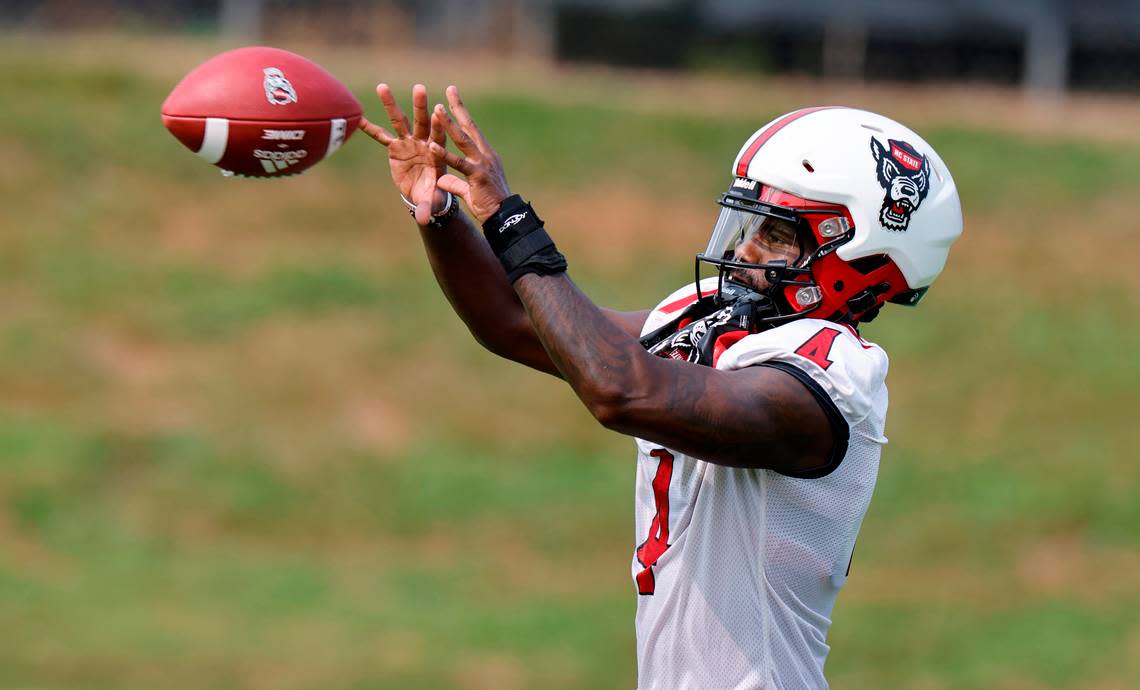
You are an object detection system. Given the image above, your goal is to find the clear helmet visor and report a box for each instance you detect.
[703,205,814,268]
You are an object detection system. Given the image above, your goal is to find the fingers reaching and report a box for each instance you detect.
[434,88,513,221]
[369,81,507,222]
[376,83,411,137]
[370,83,488,152]
[445,85,491,156]
[411,83,430,141]
[429,104,447,150]
[358,116,395,146]
[434,102,481,160]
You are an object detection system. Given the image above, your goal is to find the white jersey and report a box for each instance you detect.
[633,280,890,690]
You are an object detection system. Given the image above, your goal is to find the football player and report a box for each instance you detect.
[361,84,962,690]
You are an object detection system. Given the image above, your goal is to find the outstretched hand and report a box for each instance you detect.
[430,85,513,224]
[359,83,447,226]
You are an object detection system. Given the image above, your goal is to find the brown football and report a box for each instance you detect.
[161,46,361,177]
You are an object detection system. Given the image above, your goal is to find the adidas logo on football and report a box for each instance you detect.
[253,148,308,174]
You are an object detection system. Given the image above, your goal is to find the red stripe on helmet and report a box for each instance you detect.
[735,106,842,178]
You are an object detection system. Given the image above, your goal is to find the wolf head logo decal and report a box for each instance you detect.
[263,67,298,106]
[870,137,931,231]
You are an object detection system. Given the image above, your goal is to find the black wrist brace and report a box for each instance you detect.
[481,195,567,283]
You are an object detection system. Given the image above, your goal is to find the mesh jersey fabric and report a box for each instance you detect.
[632,280,889,690]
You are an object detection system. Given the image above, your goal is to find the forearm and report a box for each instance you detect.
[514,273,655,418]
[418,212,560,375]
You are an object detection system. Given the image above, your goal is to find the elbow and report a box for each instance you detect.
[580,355,660,432]
[582,380,648,433]
[473,330,510,359]
[587,396,627,431]
[469,315,529,360]
[471,319,563,377]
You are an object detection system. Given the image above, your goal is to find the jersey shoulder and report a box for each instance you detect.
[717,318,889,425]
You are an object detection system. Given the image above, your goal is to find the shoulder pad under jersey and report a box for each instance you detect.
[716,319,889,425]
[640,278,721,337]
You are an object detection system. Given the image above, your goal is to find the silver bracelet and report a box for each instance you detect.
[400,191,454,223]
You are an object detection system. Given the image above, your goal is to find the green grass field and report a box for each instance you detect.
[0,33,1138,690]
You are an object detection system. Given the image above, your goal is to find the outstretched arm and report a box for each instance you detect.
[432,86,834,473]
[360,84,646,376]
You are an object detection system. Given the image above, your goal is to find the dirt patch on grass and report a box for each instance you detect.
[945,194,1140,299]
[846,560,1006,608]
[1014,534,1140,605]
[850,534,1140,613]
[80,313,417,458]
[543,178,710,268]
[453,652,527,690]
[83,324,207,432]
[216,316,415,464]
[151,182,414,275]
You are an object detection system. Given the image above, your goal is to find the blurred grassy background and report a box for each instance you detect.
[1,32,1138,690]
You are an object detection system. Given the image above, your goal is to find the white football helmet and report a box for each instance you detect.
[699,106,963,324]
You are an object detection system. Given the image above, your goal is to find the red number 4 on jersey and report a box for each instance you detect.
[794,327,841,370]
